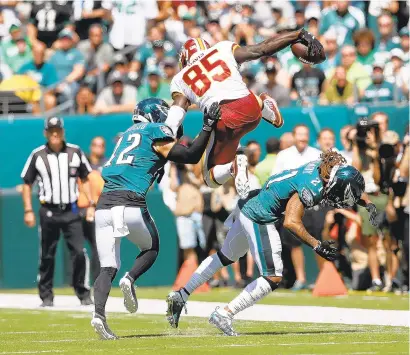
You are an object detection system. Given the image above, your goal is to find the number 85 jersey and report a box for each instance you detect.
[170,41,250,111]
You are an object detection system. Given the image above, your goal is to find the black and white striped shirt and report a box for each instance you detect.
[21,143,92,205]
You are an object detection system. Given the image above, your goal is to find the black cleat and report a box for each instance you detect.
[81,296,94,306]
[40,299,54,307]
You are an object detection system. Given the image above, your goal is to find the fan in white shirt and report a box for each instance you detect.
[272,124,320,174]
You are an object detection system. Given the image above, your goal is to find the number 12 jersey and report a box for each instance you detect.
[170,41,250,112]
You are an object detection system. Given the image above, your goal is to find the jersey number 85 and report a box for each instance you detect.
[182,49,231,97]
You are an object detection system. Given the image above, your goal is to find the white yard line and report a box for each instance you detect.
[0,294,408,327]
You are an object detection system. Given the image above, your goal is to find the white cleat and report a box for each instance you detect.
[91,313,118,340]
[260,92,284,128]
[234,154,250,200]
[119,273,138,313]
[209,307,238,336]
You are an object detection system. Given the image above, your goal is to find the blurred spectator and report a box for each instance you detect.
[202,18,225,46]
[340,124,354,164]
[290,63,326,104]
[322,208,371,290]
[17,41,57,111]
[328,45,371,92]
[324,66,355,105]
[78,24,114,90]
[88,136,107,171]
[246,140,261,180]
[255,137,280,186]
[1,24,32,73]
[163,57,178,84]
[49,29,85,102]
[75,84,95,114]
[351,111,387,292]
[73,0,110,40]
[94,70,136,114]
[318,29,339,75]
[353,29,377,74]
[319,1,363,46]
[399,27,409,63]
[27,0,72,48]
[251,63,290,107]
[361,62,402,102]
[106,0,159,50]
[317,128,336,153]
[279,132,294,151]
[137,66,171,102]
[375,13,401,62]
[305,7,321,38]
[271,5,288,31]
[294,8,305,29]
[385,48,410,97]
[0,4,18,40]
[170,162,205,266]
[130,26,176,80]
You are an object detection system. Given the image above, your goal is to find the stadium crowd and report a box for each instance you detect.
[5,0,408,294]
[0,0,409,113]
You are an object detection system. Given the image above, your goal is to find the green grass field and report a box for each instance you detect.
[0,288,408,355]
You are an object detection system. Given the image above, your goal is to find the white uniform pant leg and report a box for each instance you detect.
[95,209,122,269]
[239,212,283,277]
[220,212,250,261]
[124,207,159,251]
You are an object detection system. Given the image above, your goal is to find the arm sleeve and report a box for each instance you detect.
[164,105,186,137]
[167,129,211,164]
[21,152,38,184]
[79,150,92,180]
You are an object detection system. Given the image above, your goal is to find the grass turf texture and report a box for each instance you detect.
[2,287,408,310]
[0,309,408,355]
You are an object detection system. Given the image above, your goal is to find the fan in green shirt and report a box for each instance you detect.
[255,138,280,185]
[325,66,355,105]
[361,63,403,103]
[353,28,377,74]
[137,66,171,103]
[319,2,362,46]
[0,24,32,73]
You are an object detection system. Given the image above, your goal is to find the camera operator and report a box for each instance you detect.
[350,112,388,292]
[386,130,409,292]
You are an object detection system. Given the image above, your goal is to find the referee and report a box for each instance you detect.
[21,117,94,307]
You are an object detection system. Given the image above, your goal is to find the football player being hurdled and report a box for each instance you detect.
[166,150,383,336]
[165,29,325,199]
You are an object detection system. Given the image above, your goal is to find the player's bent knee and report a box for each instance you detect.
[203,168,221,188]
[263,276,281,291]
[217,250,234,266]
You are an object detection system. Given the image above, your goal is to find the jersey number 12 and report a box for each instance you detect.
[104,133,141,167]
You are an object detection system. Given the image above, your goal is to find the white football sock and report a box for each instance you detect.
[212,162,233,185]
[184,254,223,296]
[227,277,272,316]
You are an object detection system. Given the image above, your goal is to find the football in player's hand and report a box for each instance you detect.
[291,43,326,65]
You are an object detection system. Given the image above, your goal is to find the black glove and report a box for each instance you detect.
[313,240,338,261]
[296,28,324,58]
[202,102,221,132]
[366,203,384,228]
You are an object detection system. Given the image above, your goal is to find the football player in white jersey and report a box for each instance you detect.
[165,29,324,199]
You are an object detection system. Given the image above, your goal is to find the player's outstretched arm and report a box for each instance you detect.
[284,193,337,261]
[154,103,221,164]
[233,29,323,64]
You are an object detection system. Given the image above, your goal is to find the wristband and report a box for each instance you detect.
[90,200,96,208]
[24,210,33,214]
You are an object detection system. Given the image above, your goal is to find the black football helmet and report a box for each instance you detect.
[132,98,183,138]
[323,165,365,208]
